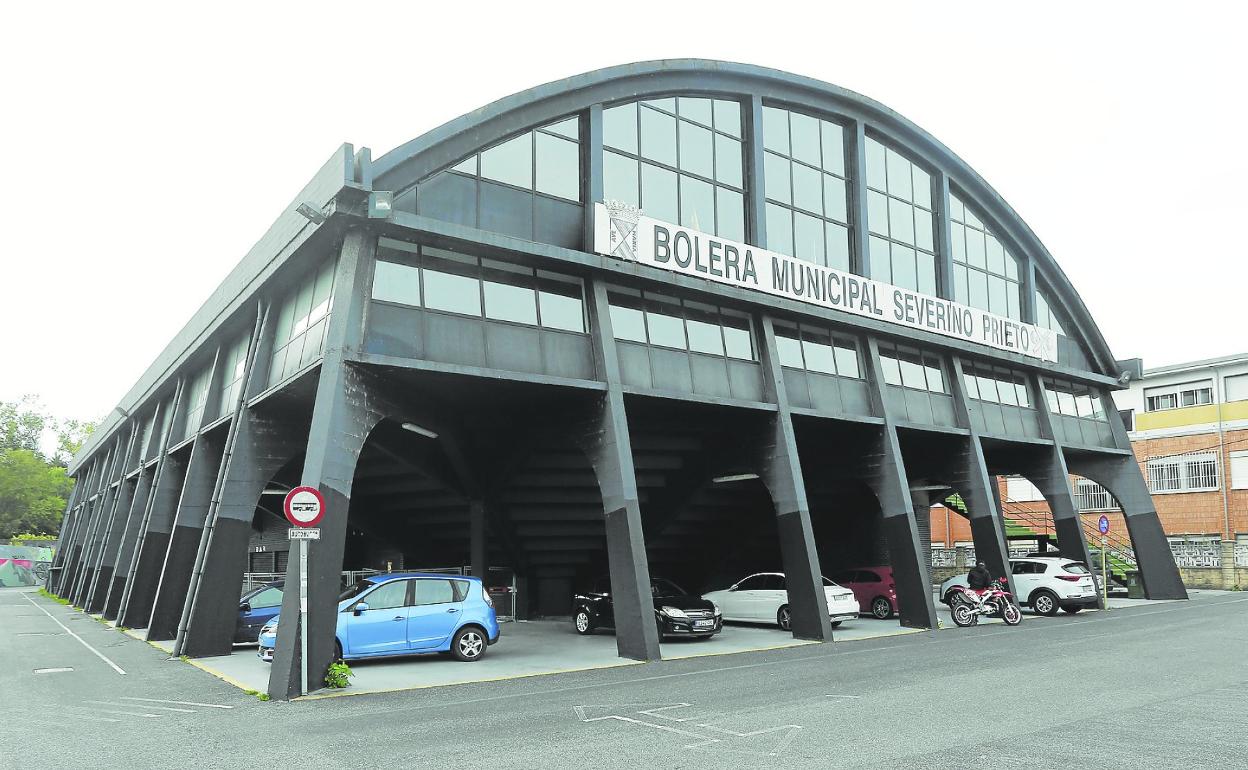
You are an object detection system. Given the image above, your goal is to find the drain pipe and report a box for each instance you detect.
[173,306,265,657]
[1213,363,1230,540]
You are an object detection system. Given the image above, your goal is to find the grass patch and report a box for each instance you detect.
[37,588,70,605]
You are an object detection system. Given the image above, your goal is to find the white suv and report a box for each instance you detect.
[940,557,1098,616]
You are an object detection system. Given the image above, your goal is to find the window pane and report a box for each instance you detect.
[821,121,845,176]
[364,580,408,610]
[678,97,712,127]
[764,152,791,204]
[914,208,934,252]
[963,372,980,400]
[544,117,578,140]
[603,151,639,207]
[965,227,986,268]
[766,203,793,256]
[912,166,931,209]
[535,133,579,201]
[834,342,859,378]
[867,190,888,236]
[538,288,584,333]
[794,212,824,265]
[870,236,891,283]
[413,579,455,606]
[480,134,532,189]
[483,280,537,325]
[865,138,886,190]
[761,106,789,154]
[986,235,1006,275]
[823,175,847,222]
[925,363,945,393]
[641,163,678,223]
[969,269,989,310]
[714,134,743,188]
[802,338,836,374]
[792,162,822,214]
[988,275,1008,315]
[825,222,851,272]
[917,253,937,296]
[423,269,481,316]
[900,356,926,390]
[678,120,714,179]
[603,103,637,153]
[645,310,686,349]
[891,243,917,291]
[776,333,804,368]
[679,175,714,231]
[686,319,725,356]
[716,187,745,242]
[640,106,677,166]
[723,323,753,360]
[886,148,912,201]
[888,197,915,245]
[609,304,647,343]
[790,112,821,167]
[713,99,741,137]
[880,354,903,386]
[372,261,420,306]
[997,376,1018,405]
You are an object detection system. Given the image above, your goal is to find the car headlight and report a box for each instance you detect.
[261,619,278,635]
[711,602,721,616]
[660,606,688,619]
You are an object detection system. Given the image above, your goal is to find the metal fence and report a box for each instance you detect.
[1237,543,1248,568]
[931,548,957,567]
[1169,542,1221,568]
[240,568,381,596]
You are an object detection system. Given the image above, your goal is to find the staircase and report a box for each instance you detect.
[943,493,1135,585]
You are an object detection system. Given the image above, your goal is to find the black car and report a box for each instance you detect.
[235,581,284,643]
[573,577,722,639]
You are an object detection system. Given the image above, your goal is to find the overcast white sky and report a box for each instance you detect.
[2,1,1245,428]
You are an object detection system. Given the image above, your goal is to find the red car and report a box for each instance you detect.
[829,568,897,619]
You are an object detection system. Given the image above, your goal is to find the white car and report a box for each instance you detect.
[703,572,860,630]
[939,557,1099,616]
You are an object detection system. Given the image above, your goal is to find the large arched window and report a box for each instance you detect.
[865,137,936,295]
[949,194,1022,320]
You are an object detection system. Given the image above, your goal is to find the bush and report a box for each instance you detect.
[325,661,354,689]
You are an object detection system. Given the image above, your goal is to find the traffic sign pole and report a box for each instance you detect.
[282,486,325,697]
[1097,515,1110,611]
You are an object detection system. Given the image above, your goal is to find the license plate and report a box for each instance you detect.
[693,619,714,629]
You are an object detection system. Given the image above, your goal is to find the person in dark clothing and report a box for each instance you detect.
[967,561,993,591]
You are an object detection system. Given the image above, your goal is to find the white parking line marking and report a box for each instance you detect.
[90,709,163,718]
[33,667,74,674]
[119,697,234,709]
[86,701,196,713]
[21,594,125,675]
[824,694,861,699]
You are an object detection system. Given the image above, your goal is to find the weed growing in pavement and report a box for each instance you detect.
[179,655,190,663]
[325,661,354,689]
[243,689,271,701]
[37,589,70,605]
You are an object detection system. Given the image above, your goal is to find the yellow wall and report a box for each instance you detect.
[1135,400,1248,431]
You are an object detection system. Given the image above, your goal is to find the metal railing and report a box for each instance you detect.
[240,568,381,596]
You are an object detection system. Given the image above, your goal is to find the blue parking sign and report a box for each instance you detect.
[1098,515,1110,534]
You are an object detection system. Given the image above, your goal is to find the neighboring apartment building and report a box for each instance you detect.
[931,353,1248,570]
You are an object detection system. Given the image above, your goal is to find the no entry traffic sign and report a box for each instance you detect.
[1098,515,1110,535]
[283,486,325,528]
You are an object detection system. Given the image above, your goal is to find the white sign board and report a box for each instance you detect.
[288,528,321,540]
[594,202,1059,362]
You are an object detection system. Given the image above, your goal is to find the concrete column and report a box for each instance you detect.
[86,472,138,613]
[861,338,939,629]
[577,278,660,662]
[47,464,87,592]
[756,314,831,641]
[103,467,153,619]
[1063,452,1187,600]
[268,228,385,699]
[1220,540,1236,590]
[72,441,126,607]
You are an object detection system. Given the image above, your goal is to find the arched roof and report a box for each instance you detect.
[373,59,1118,377]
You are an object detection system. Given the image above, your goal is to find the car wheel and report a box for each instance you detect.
[870,597,893,619]
[574,608,595,635]
[451,627,487,662]
[830,621,842,628]
[1061,606,1083,614]
[777,605,792,631]
[1031,590,1059,616]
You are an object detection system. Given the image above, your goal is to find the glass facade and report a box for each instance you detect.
[949,194,1021,320]
[878,341,947,393]
[607,286,754,360]
[772,321,861,378]
[372,238,586,334]
[1034,288,1065,335]
[269,257,336,387]
[761,106,852,271]
[215,335,249,419]
[603,97,745,241]
[865,137,936,295]
[180,366,211,441]
[1042,378,1106,420]
[962,361,1032,407]
[450,117,581,202]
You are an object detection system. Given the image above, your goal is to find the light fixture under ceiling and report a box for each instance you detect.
[401,422,439,439]
[712,473,760,484]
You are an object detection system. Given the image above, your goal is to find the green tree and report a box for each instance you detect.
[53,418,97,468]
[0,449,73,538]
[0,395,51,455]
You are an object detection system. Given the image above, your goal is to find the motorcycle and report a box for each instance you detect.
[950,579,1022,627]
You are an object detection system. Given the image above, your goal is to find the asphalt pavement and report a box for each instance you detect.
[2,585,1244,770]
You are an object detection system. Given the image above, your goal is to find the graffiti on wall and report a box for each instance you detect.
[0,546,54,587]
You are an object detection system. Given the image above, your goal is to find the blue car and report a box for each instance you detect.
[258,573,499,663]
[236,581,284,643]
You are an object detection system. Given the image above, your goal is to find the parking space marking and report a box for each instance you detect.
[824,694,861,699]
[33,667,74,674]
[119,697,234,709]
[21,594,126,675]
[86,701,197,713]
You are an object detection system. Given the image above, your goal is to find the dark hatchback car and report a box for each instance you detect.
[235,581,283,643]
[573,577,722,639]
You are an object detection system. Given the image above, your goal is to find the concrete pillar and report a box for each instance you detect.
[103,468,152,620]
[578,279,660,662]
[117,434,188,628]
[86,473,137,613]
[1220,540,1236,590]
[756,314,831,641]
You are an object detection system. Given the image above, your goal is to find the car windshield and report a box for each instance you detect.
[651,579,686,597]
[338,579,377,602]
[1062,563,1091,575]
[822,577,837,587]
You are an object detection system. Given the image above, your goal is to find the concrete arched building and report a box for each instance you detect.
[48,61,1185,699]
